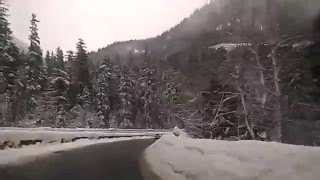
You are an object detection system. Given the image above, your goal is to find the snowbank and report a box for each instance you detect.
[0,137,154,180]
[0,136,152,166]
[0,127,170,148]
[141,135,320,180]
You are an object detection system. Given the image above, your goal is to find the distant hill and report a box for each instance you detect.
[89,0,319,66]
[12,36,28,52]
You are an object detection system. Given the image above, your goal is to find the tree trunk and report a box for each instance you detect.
[270,97,282,141]
[270,50,282,142]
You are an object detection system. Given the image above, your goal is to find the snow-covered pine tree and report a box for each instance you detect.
[66,50,77,82]
[44,50,54,77]
[37,66,70,127]
[55,47,64,70]
[36,84,56,126]
[138,64,165,129]
[24,13,45,113]
[0,0,20,124]
[36,47,69,127]
[162,69,180,104]
[75,39,90,88]
[72,86,97,127]
[56,105,66,128]
[77,86,93,111]
[51,49,69,127]
[161,68,181,127]
[65,50,81,108]
[94,57,119,127]
[118,65,135,128]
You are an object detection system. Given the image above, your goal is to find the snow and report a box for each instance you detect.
[0,127,170,147]
[209,43,251,51]
[0,136,152,166]
[18,82,24,87]
[134,49,139,54]
[216,24,223,31]
[141,135,320,180]
[292,40,313,49]
[172,126,189,137]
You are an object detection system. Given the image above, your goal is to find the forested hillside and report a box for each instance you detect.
[90,0,320,144]
[0,0,179,130]
[0,0,320,145]
[90,0,318,65]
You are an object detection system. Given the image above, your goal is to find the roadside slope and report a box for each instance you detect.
[141,135,320,180]
[0,137,154,180]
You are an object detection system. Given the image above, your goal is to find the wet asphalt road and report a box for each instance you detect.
[0,138,155,180]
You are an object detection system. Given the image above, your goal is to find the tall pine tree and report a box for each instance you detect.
[139,64,166,128]
[0,0,19,124]
[118,66,136,128]
[55,47,64,70]
[44,50,53,77]
[75,39,90,87]
[66,50,76,82]
[94,57,119,127]
[24,13,45,113]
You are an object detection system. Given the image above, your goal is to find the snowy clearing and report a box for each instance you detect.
[141,135,320,180]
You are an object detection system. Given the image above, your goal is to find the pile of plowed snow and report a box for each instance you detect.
[0,127,169,149]
[141,133,320,180]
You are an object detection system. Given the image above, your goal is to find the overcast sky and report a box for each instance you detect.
[8,0,207,52]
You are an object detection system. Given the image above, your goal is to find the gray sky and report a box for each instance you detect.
[8,0,207,52]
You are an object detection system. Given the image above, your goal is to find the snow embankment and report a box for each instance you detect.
[0,137,154,180]
[0,136,152,166]
[141,134,320,180]
[0,127,169,149]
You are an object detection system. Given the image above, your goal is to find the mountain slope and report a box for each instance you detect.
[89,0,319,65]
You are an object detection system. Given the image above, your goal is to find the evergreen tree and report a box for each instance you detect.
[75,39,90,87]
[0,0,19,124]
[139,65,165,128]
[56,106,66,127]
[77,86,93,111]
[94,57,119,127]
[55,47,64,70]
[44,50,53,77]
[37,47,69,127]
[118,66,136,128]
[44,51,50,64]
[36,67,70,127]
[24,13,45,113]
[65,50,79,107]
[66,50,77,82]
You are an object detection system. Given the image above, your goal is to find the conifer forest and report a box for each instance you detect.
[1,0,320,146]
